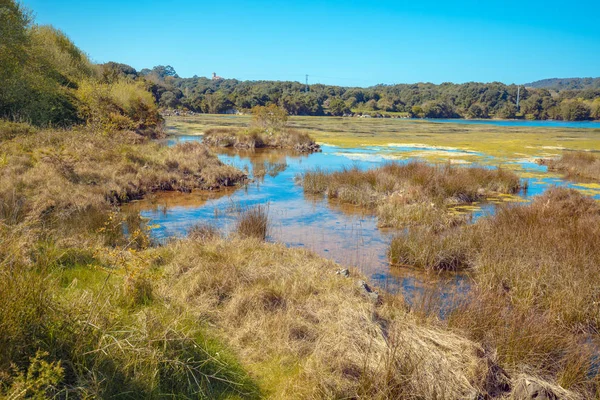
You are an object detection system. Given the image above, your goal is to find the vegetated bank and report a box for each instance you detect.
[302,161,524,230]
[390,187,600,395]
[538,151,600,181]
[202,104,321,153]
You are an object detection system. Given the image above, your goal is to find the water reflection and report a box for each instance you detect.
[128,135,600,306]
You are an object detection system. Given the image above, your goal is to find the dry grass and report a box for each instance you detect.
[393,187,600,329]
[389,226,474,271]
[0,128,246,224]
[540,151,600,181]
[390,187,600,395]
[303,162,523,229]
[0,255,259,398]
[160,236,583,399]
[203,127,320,152]
[235,204,269,240]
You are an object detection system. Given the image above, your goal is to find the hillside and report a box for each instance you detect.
[526,77,600,90]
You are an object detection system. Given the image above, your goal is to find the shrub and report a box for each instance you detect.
[250,104,288,133]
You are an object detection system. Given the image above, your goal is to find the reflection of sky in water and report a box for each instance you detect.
[133,135,599,310]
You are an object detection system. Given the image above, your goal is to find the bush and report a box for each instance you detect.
[250,104,288,133]
[76,79,163,136]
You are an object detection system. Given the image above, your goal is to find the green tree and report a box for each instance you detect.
[328,97,350,116]
[411,105,424,118]
[160,91,179,108]
[466,104,488,119]
[496,103,517,119]
[560,100,591,121]
[591,99,600,120]
[251,104,288,133]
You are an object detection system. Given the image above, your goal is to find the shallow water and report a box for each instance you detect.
[126,135,600,309]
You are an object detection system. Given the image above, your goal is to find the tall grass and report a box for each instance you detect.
[160,235,585,399]
[235,204,269,240]
[541,150,600,180]
[0,129,246,224]
[390,187,600,394]
[0,258,259,398]
[303,161,523,228]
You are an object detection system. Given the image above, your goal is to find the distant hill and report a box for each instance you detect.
[525,77,600,90]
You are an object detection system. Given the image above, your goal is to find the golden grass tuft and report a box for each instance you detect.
[541,150,600,181]
[235,204,269,240]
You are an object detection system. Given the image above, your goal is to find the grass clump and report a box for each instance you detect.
[235,204,269,240]
[540,150,600,181]
[389,226,474,271]
[203,105,320,152]
[204,127,320,153]
[0,120,36,141]
[303,161,523,229]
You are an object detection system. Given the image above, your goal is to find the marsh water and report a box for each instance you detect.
[126,135,600,309]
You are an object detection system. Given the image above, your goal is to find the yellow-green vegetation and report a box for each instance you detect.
[390,188,600,393]
[540,150,600,181]
[167,114,600,161]
[0,225,260,398]
[203,106,320,152]
[302,162,523,229]
[0,1,162,134]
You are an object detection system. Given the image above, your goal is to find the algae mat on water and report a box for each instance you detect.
[167,115,600,162]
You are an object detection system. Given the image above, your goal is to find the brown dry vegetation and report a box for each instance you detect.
[0,125,587,398]
[0,126,254,397]
[303,162,523,229]
[390,188,600,394]
[235,204,269,240]
[203,127,320,153]
[540,151,600,181]
[159,235,587,399]
[0,128,246,224]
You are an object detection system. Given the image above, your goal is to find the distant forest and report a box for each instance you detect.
[526,77,600,91]
[134,65,600,121]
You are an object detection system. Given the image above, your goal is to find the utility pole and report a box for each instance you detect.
[305,75,309,92]
[516,86,521,112]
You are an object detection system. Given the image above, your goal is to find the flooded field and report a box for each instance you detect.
[126,116,600,307]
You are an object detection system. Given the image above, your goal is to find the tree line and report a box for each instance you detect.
[142,66,600,121]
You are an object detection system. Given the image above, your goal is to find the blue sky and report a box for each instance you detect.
[24,0,600,87]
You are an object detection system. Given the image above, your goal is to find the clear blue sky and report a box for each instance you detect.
[24,0,600,87]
